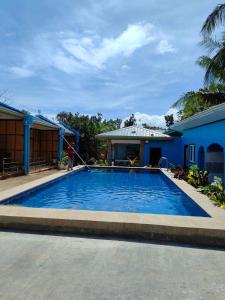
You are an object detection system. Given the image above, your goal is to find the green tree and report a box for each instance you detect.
[171,84,225,119]
[164,114,174,127]
[172,4,225,120]
[197,4,225,84]
[124,114,136,127]
[21,109,30,115]
[201,4,225,37]
[197,39,225,84]
[142,123,164,130]
[57,112,119,161]
[142,123,151,129]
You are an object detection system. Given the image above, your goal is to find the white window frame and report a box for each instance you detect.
[189,144,196,163]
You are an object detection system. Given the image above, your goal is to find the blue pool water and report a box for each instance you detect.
[3,169,209,217]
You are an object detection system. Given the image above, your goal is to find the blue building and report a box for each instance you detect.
[171,102,225,183]
[0,102,78,177]
[96,103,225,184]
[96,126,183,167]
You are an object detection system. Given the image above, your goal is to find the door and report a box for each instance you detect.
[184,145,188,167]
[198,146,205,170]
[149,148,161,166]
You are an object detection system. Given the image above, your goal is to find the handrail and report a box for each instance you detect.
[158,157,169,170]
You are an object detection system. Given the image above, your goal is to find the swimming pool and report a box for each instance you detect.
[2,168,209,217]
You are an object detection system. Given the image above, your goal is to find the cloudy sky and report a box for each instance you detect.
[0,0,219,126]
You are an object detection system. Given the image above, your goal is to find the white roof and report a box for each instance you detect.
[171,102,225,132]
[57,122,74,135]
[96,125,171,140]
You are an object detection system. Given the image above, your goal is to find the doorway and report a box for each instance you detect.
[149,148,161,166]
[198,146,205,170]
[206,143,224,182]
[184,145,188,167]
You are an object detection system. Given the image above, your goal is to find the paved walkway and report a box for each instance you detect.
[0,231,224,300]
[0,170,58,192]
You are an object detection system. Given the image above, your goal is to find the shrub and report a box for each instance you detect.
[96,160,110,166]
[187,165,208,187]
[198,176,225,208]
[61,151,68,165]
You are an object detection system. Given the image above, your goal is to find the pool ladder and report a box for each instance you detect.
[158,157,169,170]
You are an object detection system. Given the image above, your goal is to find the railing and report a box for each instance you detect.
[1,157,23,177]
[158,157,169,170]
[30,158,58,173]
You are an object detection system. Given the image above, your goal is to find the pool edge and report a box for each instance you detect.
[0,166,225,246]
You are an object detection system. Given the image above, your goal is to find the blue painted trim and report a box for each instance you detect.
[0,101,27,116]
[35,114,59,127]
[59,121,80,153]
[24,115,33,174]
[59,121,80,136]
[58,128,63,161]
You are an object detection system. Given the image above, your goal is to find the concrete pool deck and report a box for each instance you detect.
[0,166,225,246]
[0,169,58,193]
[1,231,225,300]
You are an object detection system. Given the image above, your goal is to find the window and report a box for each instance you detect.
[189,145,196,163]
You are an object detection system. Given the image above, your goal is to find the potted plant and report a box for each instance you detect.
[58,152,68,170]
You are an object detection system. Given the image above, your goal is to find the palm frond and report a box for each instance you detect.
[197,40,225,85]
[201,4,225,36]
[205,43,225,84]
[197,55,212,68]
[208,82,225,92]
[171,91,196,109]
[196,56,217,84]
[199,37,221,53]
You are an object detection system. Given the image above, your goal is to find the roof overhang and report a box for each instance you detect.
[171,102,225,132]
[96,135,171,141]
[58,121,77,136]
[0,103,26,120]
[32,116,59,130]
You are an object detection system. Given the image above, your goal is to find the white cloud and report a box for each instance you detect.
[121,64,130,70]
[10,66,35,78]
[62,23,157,69]
[156,40,177,54]
[11,23,177,75]
[122,108,178,128]
[51,50,87,74]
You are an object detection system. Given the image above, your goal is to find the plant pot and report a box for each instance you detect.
[58,162,67,170]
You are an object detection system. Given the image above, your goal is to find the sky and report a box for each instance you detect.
[0,0,220,127]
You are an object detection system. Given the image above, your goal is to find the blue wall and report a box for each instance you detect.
[182,119,225,182]
[117,144,127,160]
[143,137,183,166]
[182,119,225,149]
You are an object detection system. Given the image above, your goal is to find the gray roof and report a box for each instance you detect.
[171,102,225,132]
[96,126,171,140]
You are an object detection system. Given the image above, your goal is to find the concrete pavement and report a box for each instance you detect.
[0,231,225,300]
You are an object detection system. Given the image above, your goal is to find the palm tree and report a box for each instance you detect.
[171,4,225,119]
[197,41,225,84]
[201,4,225,37]
[198,4,225,84]
[171,84,225,119]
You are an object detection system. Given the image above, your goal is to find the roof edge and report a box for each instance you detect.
[171,102,225,132]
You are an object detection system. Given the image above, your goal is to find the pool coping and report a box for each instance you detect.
[0,166,225,246]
